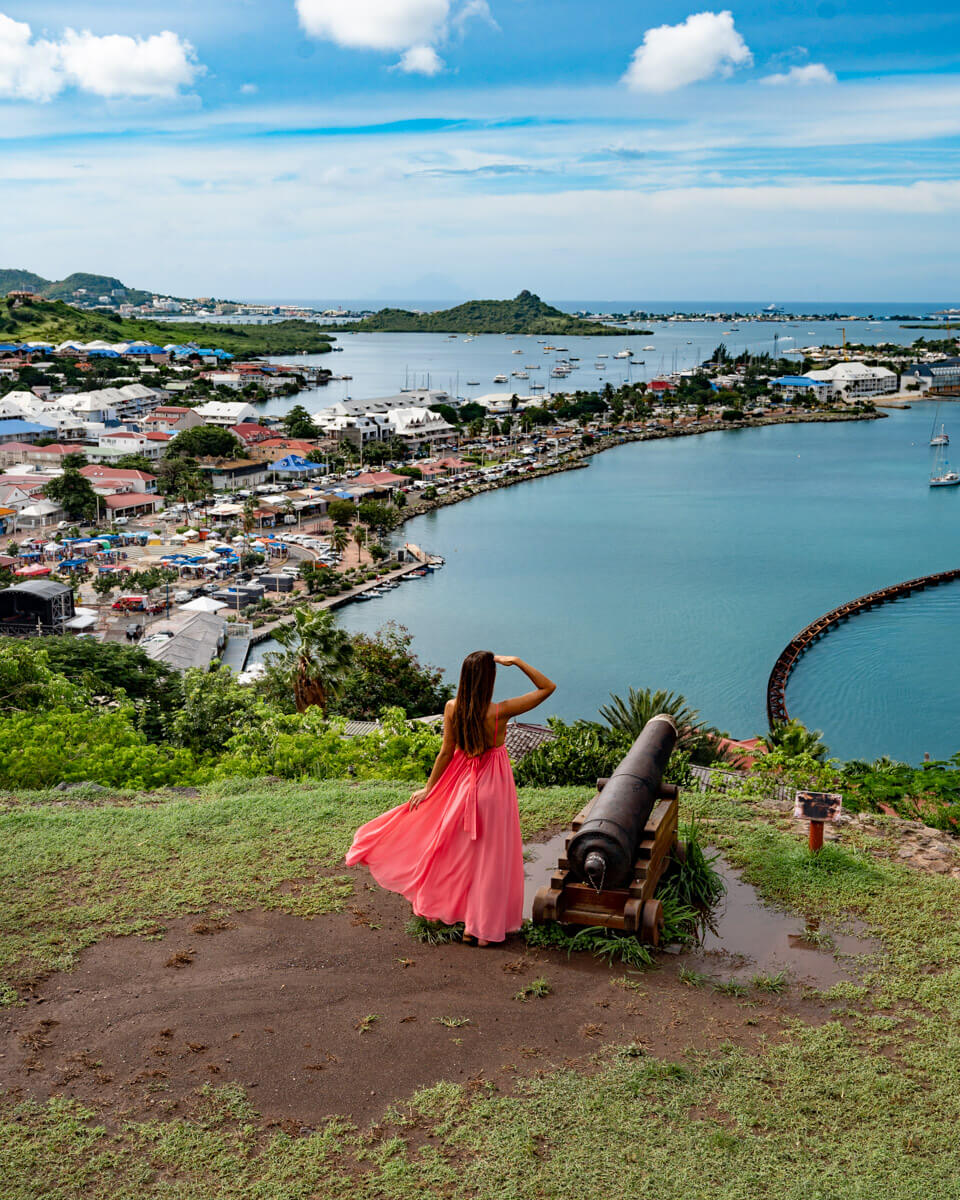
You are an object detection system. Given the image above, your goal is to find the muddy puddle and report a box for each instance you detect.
[523,833,879,990]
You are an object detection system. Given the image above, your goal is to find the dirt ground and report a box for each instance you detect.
[0,863,832,1130]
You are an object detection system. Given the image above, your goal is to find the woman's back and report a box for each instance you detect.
[448,699,506,756]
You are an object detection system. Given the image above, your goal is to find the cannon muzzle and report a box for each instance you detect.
[566,714,678,890]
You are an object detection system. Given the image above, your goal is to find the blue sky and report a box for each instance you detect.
[3,0,960,301]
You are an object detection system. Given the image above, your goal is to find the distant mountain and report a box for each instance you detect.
[335,291,641,336]
[0,268,154,307]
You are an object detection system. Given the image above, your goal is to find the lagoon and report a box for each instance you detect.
[312,402,960,764]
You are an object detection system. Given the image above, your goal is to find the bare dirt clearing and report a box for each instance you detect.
[0,866,831,1129]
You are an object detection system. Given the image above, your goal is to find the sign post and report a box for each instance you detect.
[793,790,843,853]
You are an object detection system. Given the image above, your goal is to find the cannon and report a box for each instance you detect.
[532,714,681,944]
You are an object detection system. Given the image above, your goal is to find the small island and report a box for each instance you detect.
[0,298,335,358]
[328,290,653,336]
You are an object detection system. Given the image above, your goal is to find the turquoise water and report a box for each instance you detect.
[261,318,922,413]
[314,403,960,763]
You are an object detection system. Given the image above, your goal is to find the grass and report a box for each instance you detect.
[522,921,656,969]
[751,970,788,994]
[6,778,960,1197]
[514,977,552,1002]
[677,966,710,988]
[0,779,583,997]
[433,1016,471,1028]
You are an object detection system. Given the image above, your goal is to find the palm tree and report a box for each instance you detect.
[330,525,349,558]
[269,607,354,713]
[600,691,705,744]
[761,720,830,762]
[352,524,367,562]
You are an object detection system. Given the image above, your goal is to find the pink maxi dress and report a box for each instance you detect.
[346,706,524,943]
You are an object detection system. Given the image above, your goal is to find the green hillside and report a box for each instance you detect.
[0,268,154,307]
[0,298,334,358]
[331,290,646,336]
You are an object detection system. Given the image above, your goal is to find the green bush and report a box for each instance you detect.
[0,706,206,789]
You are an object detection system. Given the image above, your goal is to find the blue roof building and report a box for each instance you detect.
[0,419,57,444]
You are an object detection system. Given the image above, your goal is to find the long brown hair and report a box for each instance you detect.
[452,650,496,757]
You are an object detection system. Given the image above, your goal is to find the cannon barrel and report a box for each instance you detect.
[566,714,678,890]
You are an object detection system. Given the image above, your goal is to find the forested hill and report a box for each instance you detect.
[0,269,155,307]
[0,299,334,358]
[332,291,644,336]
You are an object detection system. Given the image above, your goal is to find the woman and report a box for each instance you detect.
[346,652,556,946]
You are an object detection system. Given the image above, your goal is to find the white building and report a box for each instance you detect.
[193,400,257,426]
[384,407,455,449]
[804,362,899,399]
[90,431,173,463]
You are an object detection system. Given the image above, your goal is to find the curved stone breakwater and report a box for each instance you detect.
[766,568,960,727]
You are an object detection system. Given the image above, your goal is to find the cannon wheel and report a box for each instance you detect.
[640,899,664,946]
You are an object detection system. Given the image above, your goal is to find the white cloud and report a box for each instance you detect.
[240,82,259,95]
[0,14,63,101]
[0,12,199,101]
[58,29,199,98]
[761,63,837,86]
[453,0,498,34]
[295,0,450,51]
[394,45,445,75]
[623,10,752,94]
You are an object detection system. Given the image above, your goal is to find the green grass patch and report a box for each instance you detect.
[0,779,583,997]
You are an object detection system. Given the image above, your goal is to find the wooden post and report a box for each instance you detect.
[809,820,824,853]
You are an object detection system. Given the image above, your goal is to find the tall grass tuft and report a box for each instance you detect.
[406,916,465,945]
[662,815,726,910]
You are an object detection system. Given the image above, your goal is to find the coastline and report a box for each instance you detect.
[397,410,884,524]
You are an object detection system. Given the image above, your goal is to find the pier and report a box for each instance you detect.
[766,568,960,726]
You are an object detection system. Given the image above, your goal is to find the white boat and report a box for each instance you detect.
[614,349,632,359]
[931,425,949,447]
[525,364,540,369]
[512,349,523,354]
[493,374,508,383]
[466,380,480,386]
[642,345,655,351]
[930,444,960,486]
[512,371,529,379]
[597,353,608,358]
[530,382,545,390]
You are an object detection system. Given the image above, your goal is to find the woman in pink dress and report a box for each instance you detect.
[346,652,556,945]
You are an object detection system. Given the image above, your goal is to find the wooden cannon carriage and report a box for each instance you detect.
[531,714,682,946]
[531,779,680,945]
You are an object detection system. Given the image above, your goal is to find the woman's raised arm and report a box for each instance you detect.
[494,656,556,719]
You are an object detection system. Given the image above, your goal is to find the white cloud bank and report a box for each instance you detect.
[0,12,199,102]
[761,63,837,86]
[394,45,445,76]
[623,10,752,94]
[295,0,450,51]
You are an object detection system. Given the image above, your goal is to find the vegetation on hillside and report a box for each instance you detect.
[0,268,153,306]
[329,290,651,336]
[0,298,334,357]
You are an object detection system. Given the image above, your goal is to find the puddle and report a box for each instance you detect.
[523,831,569,917]
[522,835,880,990]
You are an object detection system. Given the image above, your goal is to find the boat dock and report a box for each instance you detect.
[766,568,960,726]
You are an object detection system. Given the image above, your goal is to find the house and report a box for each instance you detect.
[142,406,203,434]
[90,431,171,464]
[229,423,274,448]
[102,491,160,518]
[384,407,455,450]
[769,376,834,402]
[193,401,258,426]
[901,358,960,392]
[0,442,87,469]
[198,459,270,490]
[804,362,899,399]
[0,419,57,445]
[81,466,158,495]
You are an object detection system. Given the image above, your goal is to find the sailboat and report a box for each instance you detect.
[931,422,949,447]
[930,444,960,487]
